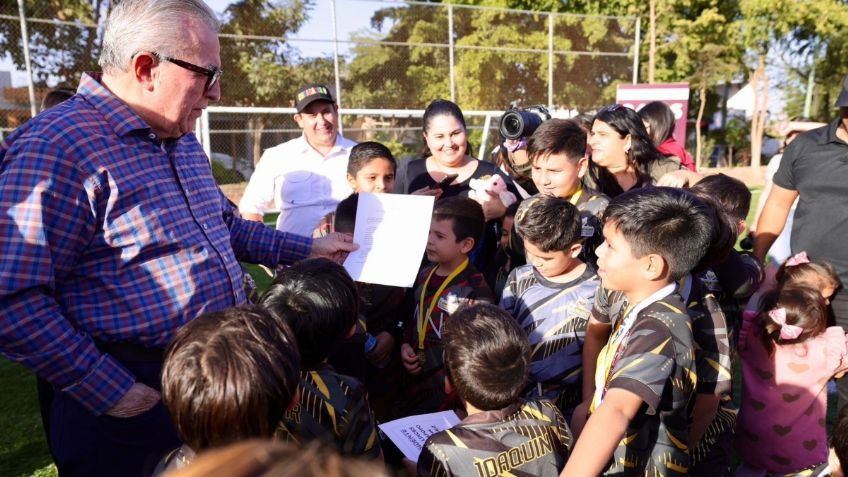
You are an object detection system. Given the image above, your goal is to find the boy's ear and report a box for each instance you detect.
[345,324,357,339]
[346,173,357,190]
[293,113,304,128]
[576,155,589,179]
[459,237,475,255]
[642,254,668,281]
[568,242,583,259]
[444,375,453,395]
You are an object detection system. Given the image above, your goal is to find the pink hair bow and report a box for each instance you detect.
[785,251,810,267]
[768,308,803,340]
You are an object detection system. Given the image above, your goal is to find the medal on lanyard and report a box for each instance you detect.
[417,258,469,366]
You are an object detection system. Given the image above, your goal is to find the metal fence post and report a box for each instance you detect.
[331,0,343,132]
[632,16,641,84]
[17,0,37,117]
[200,110,211,160]
[448,4,456,103]
[478,113,491,160]
[548,12,554,108]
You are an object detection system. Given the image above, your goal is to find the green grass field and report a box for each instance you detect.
[5,192,807,477]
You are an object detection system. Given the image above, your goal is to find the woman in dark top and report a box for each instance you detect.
[396,99,519,269]
[584,104,697,197]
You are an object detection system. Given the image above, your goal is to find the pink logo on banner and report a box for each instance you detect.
[616,83,690,147]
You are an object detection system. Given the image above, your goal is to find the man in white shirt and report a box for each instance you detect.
[240,84,356,236]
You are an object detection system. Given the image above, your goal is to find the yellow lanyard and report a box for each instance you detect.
[568,183,583,205]
[590,301,633,412]
[417,258,469,350]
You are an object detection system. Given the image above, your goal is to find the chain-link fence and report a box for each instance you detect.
[1,0,638,185]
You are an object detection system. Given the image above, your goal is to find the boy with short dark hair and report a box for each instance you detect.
[418,303,573,477]
[828,405,848,477]
[690,173,751,234]
[398,197,494,416]
[563,187,713,476]
[332,193,405,422]
[683,188,747,475]
[510,119,608,268]
[261,258,381,458]
[500,196,599,419]
[157,306,301,473]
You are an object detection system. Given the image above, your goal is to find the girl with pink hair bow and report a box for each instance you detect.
[776,251,841,304]
[736,285,848,476]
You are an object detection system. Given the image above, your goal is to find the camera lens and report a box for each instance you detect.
[499,109,545,140]
[499,111,524,139]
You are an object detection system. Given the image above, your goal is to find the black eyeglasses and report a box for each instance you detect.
[153,52,222,92]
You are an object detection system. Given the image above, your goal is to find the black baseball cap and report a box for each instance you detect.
[836,75,848,108]
[295,83,335,112]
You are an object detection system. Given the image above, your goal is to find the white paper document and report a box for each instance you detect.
[378,410,461,462]
[343,192,434,287]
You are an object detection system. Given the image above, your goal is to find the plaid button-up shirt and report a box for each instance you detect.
[0,73,310,414]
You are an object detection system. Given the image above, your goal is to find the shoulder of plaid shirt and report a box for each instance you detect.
[0,72,319,415]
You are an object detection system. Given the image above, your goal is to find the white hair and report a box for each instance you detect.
[98,0,219,73]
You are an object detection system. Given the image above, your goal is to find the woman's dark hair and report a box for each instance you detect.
[162,306,301,452]
[423,99,467,133]
[638,101,676,146]
[587,105,664,197]
[420,99,468,158]
[260,258,359,367]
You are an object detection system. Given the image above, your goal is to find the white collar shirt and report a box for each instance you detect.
[239,133,356,236]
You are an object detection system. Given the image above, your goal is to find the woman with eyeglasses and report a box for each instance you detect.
[396,99,520,268]
[584,104,700,197]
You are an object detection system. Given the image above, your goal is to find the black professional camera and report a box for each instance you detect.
[498,105,551,140]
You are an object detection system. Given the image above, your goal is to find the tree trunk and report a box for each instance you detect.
[249,116,266,167]
[648,0,656,84]
[750,54,766,168]
[695,85,706,170]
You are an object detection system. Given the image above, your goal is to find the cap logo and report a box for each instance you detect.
[297,86,330,102]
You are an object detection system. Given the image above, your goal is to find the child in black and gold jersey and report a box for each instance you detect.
[261,258,381,459]
[397,198,493,416]
[417,303,572,477]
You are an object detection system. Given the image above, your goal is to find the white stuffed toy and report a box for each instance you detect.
[468,175,517,208]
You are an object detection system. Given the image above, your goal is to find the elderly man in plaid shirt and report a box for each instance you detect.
[0,1,355,476]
